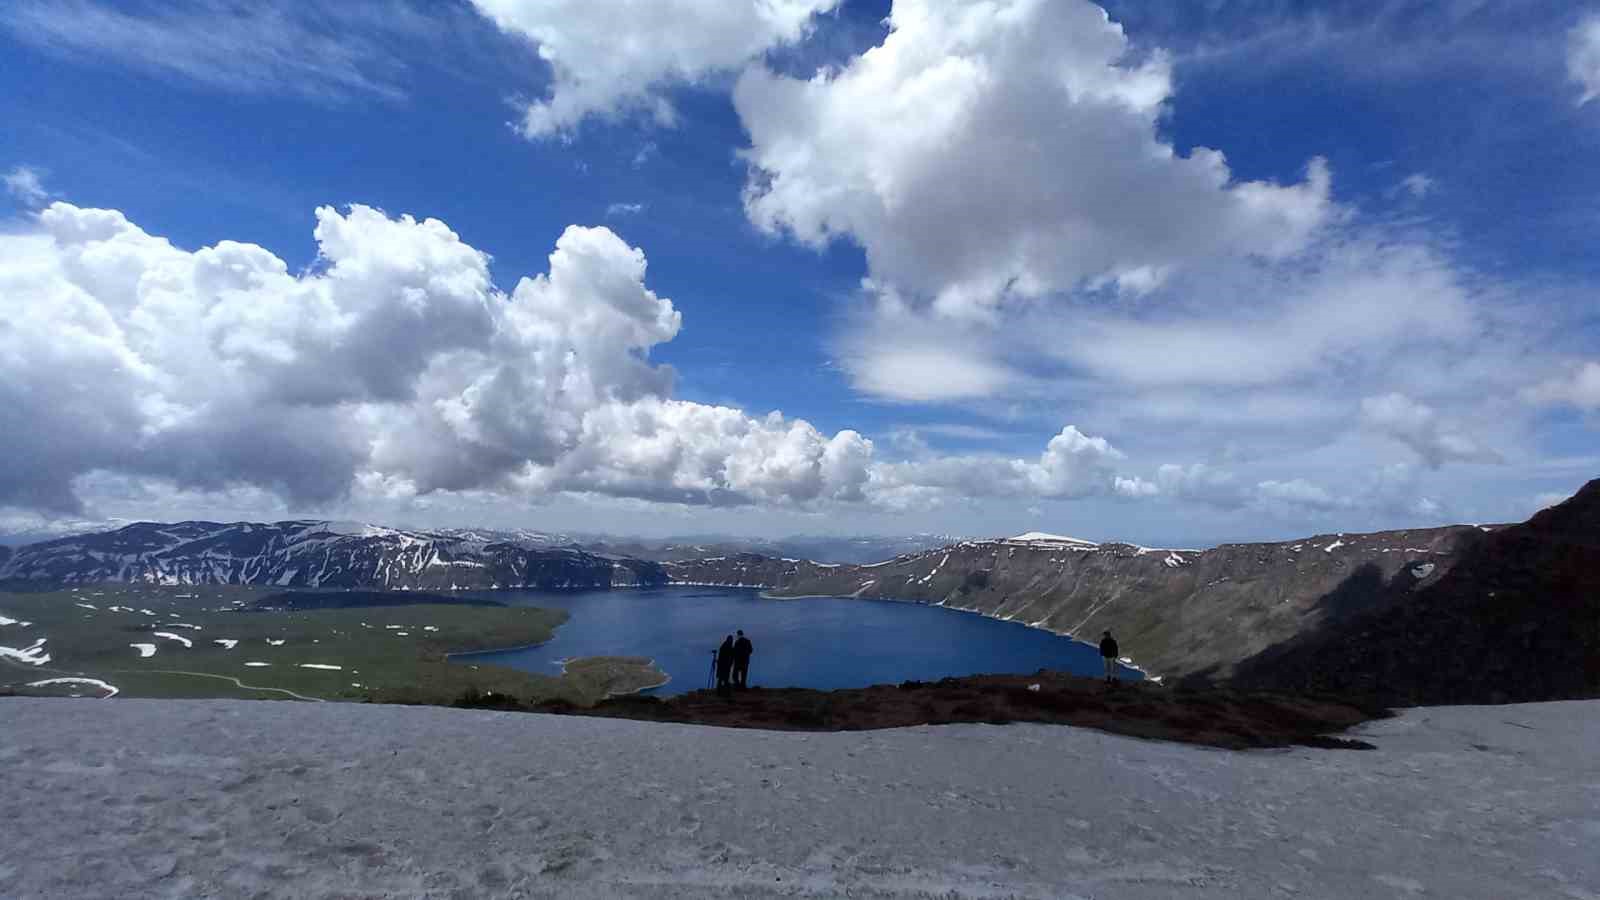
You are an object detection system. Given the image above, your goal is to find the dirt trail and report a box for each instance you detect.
[114,669,326,702]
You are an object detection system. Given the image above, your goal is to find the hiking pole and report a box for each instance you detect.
[707,650,716,690]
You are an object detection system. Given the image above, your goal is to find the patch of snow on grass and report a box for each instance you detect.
[130,643,157,658]
[164,623,202,630]
[1323,540,1346,553]
[28,677,118,698]
[395,632,409,636]
[299,663,342,671]
[0,613,23,626]
[74,602,98,610]
[213,639,238,649]
[152,632,193,648]
[244,662,270,667]
[423,626,438,632]
[0,638,50,666]
[266,639,285,646]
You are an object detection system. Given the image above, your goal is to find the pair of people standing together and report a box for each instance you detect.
[715,630,753,695]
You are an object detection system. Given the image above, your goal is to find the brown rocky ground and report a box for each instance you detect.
[453,670,1387,750]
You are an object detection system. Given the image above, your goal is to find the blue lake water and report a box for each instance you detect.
[452,586,1140,695]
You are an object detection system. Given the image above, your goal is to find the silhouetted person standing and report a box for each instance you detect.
[1099,630,1120,685]
[716,634,736,696]
[732,629,753,689]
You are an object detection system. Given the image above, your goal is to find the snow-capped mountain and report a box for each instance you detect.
[0,520,666,590]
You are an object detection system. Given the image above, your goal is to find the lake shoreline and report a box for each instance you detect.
[761,587,1160,682]
[444,585,1128,697]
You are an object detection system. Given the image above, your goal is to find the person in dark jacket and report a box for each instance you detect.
[732,630,753,689]
[716,634,736,696]
[1099,630,1120,685]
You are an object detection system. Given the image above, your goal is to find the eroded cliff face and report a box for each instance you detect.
[668,526,1493,680]
[0,521,668,591]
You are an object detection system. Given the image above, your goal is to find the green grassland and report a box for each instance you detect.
[560,655,673,698]
[0,583,652,706]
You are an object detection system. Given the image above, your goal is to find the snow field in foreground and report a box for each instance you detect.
[0,699,1595,899]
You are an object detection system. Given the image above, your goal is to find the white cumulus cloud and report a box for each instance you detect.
[471,0,840,137]
[865,426,1139,511]
[0,201,1152,519]
[735,0,1331,320]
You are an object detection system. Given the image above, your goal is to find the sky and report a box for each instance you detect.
[1,0,1598,546]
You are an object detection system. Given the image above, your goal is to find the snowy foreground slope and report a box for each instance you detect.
[2,700,1597,899]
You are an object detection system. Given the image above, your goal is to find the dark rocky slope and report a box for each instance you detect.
[495,671,1385,749]
[0,520,667,590]
[1230,480,1600,704]
[670,525,1493,681]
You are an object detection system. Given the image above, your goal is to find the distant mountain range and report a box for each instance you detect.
[5,483,1596,705]
[0,520,958,566]
[0,521,665,591]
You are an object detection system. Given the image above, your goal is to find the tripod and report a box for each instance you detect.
[707,650,718,690]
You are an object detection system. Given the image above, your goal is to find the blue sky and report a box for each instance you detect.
[2,0,1598,546]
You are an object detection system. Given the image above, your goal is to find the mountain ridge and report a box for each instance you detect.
[1228,479,1600,703]
[662,520,1497,681]
[0,520,666,591]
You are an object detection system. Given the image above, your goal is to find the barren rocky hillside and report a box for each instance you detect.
[666,523,1494,681]
[1232,479,1600,703]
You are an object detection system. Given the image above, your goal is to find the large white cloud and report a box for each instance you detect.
[471,0,840,137]
[1,201,1158,518]
[735,0,1330,319]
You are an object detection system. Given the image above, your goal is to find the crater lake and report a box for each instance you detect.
[451,586,1143,694]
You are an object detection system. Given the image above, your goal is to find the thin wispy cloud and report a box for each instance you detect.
[1401,173,1435,198]
[3,165,50,206]
[1570,14,1600,105]
[0,0,411,102]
